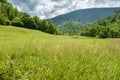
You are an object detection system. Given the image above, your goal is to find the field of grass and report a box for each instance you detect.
[0,25,120,80]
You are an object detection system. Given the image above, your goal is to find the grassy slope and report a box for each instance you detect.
[0,25,120,80]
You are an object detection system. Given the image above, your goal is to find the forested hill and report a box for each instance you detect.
[0,0,60,34]
[49,8,119,25]
[57,21,92,35]
[81,9,120,38]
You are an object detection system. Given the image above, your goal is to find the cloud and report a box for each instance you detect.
[8,0,120,19]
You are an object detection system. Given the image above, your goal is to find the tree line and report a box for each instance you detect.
[80,9,120,38]
[0,0,60,34]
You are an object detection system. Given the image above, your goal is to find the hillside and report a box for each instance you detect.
[49,8,119,25]
[81,9,120,38]
[0,0,60,34]
[0,26,120,80]
[57,20,92,35]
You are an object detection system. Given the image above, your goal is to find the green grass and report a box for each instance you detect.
[0,25,120,80]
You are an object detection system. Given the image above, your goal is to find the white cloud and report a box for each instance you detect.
[8,0,120,19]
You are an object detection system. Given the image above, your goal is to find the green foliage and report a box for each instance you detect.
[58,20,91,35]
[81,9,120,38]
[0,53,27,80]
[0,0,7,3]
[21,14,37,29]
[12,17,23,27]
[0,14,11,25]
[47,21,60,34]
[0,0,60,34]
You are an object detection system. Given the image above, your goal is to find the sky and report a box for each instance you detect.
[8,0,120,19]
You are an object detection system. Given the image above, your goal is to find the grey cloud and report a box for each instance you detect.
[8,0,120,19]
[51,0,63,2]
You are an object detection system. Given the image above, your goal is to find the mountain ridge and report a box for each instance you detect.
[49,7,120,25]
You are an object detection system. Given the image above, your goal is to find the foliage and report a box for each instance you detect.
[81,9,120,38]
[0,54,26,80]
[12,17,23,27]
[57,20,92,35]
[0,0,60,34]
[0,14,11,25]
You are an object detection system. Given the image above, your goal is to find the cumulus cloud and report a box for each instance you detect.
[8,0,120,19]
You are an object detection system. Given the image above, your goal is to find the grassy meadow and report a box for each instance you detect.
[0,25,120,80]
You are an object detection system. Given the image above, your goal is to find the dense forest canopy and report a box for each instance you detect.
[0,0,60,34]
[80,9,120,38]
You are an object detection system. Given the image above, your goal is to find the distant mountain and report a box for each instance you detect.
[49,8,120,25]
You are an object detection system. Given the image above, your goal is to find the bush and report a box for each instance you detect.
[0,16,11,25]
[12,17,23,27]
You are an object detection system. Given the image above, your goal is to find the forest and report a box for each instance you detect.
[56,9,120,38]
[0,0,60,34]
[80,9,120,38]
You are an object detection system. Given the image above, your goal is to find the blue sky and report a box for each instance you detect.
[8,0,120,19]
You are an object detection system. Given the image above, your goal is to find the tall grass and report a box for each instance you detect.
[0,26,120,80]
